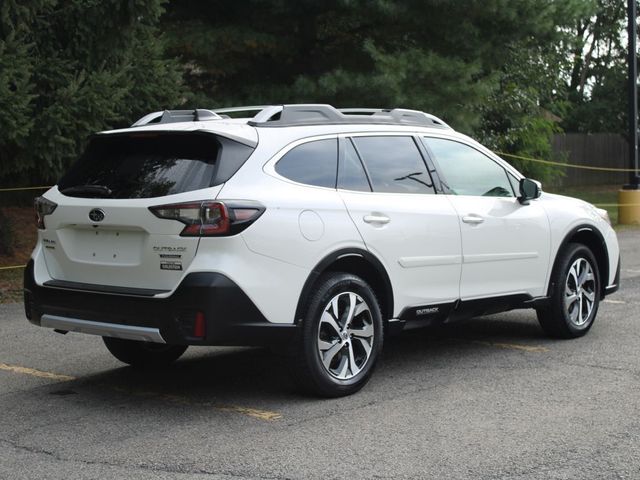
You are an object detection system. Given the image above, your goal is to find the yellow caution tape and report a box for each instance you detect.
[496,151,639,173]
[0,186,52,192]
[594,203,640,207]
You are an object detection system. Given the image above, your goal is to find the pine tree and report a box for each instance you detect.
[161,0,592,181]
[0,0,184,187]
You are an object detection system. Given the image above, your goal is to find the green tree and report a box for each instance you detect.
[0,0,183,187]
[162,0,592,181]
[478,40,570,182]
[561,0,631,134]
[1,0,625,189]
[164,1,577,128]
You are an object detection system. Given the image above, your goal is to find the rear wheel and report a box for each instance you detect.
[103,337,187,368]
[537,243,600,338]
[291,272,383,397]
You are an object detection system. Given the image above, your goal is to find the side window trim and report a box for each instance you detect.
[507,172,520,197]
[343,137,373,191]
[411,134,445,194]
[406,136,436,191]
[420,136,455,194]
[332,137,339,189]
[421,136,515,197]
[408,136,436,191]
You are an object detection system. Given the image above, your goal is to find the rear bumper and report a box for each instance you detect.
[23,261,296,346]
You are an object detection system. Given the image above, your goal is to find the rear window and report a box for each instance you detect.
[274,139,338,188]
[58,132,254,199]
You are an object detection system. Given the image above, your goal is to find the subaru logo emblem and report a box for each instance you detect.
[89,208,105,222]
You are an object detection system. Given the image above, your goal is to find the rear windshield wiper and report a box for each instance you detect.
[59,185,113,197]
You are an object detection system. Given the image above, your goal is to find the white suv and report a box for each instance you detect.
[24,104,621,397]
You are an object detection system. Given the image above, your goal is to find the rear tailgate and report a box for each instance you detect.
[36,130,254,293]
[39,190,224,292]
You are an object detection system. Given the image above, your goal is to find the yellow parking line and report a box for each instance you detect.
[0,363,282,421]
[0,362,76,382]
[470,340,549,353]
[111,386,282,421]
[217,405,283,421]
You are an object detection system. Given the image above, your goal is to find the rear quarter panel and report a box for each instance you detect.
[216,132,368,324]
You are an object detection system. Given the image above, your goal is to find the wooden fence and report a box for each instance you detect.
[550,133,629,188]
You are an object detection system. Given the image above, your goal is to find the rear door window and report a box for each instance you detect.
[351,136,435,194]
[275,139,338,188]
[58,132,254,199]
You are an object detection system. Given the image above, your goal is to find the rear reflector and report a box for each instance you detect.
[193,311,206,338]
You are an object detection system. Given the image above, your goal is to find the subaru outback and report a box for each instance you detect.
[24,104,620,397]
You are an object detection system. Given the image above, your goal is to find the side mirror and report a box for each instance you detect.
[518,178,541,205]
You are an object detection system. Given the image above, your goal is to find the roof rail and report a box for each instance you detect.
[248,104,345,125]
[378,109,451,129]
[339,107,451,128]
[246,104,451,129]
[132,109,221,127]
[212,106,271,115]
[131,104,451,129]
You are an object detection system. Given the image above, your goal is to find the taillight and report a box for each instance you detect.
[34,196,58,229]
[149,200,264,237]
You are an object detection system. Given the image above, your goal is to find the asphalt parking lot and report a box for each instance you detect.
[1,229,639,480]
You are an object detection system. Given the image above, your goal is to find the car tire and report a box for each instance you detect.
[103,337,188,368]
[537,243,601,339]
[291,272,384,397]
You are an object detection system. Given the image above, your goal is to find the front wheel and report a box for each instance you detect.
[103,337,187,368]
[291,272,384,397]
[537,243,600,338]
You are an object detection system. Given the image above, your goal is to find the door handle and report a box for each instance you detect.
[363,214,390,225]
[462,214,484,225]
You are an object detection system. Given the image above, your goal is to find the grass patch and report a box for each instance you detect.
[546,184,620,225]
[0,207,36,303]
[0,269,24,303]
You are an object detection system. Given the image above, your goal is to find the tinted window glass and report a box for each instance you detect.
[424,138,513,197]
[338,139,371,192]
[58,133,254,199]
[352,136,434,194]
[275,139,337,188]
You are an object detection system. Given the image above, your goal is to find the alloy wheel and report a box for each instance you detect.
[564,257,596,327]
[316,291,375,380]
